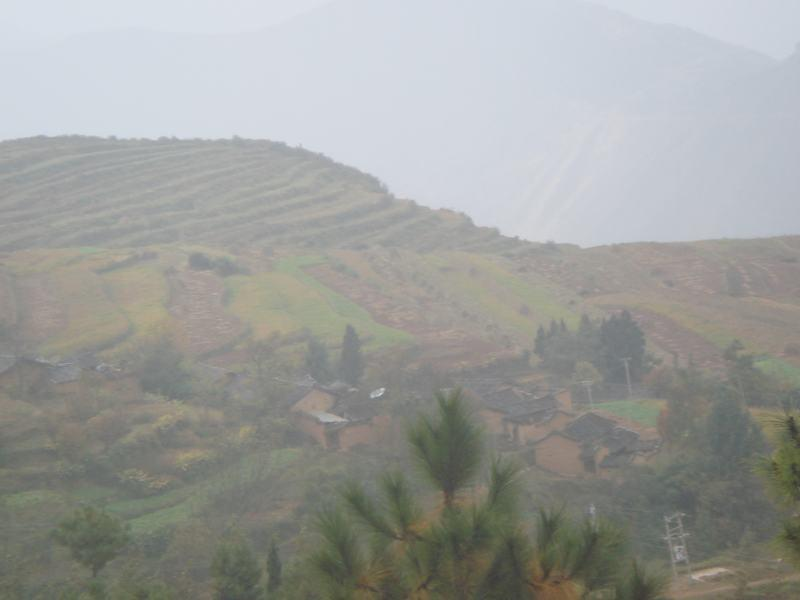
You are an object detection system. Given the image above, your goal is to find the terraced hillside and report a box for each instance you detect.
[0,136,520,254]
[1,136,799,380]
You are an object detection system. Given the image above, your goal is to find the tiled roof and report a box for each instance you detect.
[47,363,82,384]
[563,412,616,443]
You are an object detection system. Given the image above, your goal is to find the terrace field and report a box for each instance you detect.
[0,137,798,371]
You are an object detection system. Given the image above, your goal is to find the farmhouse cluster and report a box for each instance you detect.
[0,351,661,479]
[287,373,661,478]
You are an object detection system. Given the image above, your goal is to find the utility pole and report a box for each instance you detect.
[664,513,692,581]
[580,380,595,409]
[621,357,633,398]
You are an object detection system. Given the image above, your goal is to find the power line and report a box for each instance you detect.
[664,513,693,581]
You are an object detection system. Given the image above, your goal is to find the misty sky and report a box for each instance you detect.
[3,0,799,58]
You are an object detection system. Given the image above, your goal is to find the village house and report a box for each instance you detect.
[532,412,660,478]
[289,381,391,451]
[463,379,573,445]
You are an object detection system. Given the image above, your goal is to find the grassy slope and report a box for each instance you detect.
[226,255,413,348]
[1,136,798,367]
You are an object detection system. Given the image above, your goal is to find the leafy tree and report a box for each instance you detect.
[704,389,764,474]
[52,507,131,578]
[723,340,782,406]
[266,540,282,596]
[309,389,665,599]
[654,366,712,447]
[135,335,193,399]
[599,310,647,383]
[305,336,333,383]
[188,252,213,271]
[758,412,800,566]
[615,375,776,560]
[210,536,262,600]
[339,324,364,386]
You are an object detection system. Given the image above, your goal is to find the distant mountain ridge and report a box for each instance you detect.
[0,0,798,245]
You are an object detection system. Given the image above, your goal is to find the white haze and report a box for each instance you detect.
[1,0,798,246]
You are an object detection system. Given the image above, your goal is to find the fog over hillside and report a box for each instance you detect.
[1,0,798,245]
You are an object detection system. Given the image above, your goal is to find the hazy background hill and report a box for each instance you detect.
[1,0,798,246]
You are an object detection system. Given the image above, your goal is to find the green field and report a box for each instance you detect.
[226,255,413,348]
[757,357,800,387]
[594,399,663,427]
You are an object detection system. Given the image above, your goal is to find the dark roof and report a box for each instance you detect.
[635,438,661,453]
[284,384,316,409]
[507,408,575,426]
[340,402,379,422]
[480,386,557,416]
[563,413,617,444]
[47,363,82,384]
[604,427,640,454]
[599,452,636,469]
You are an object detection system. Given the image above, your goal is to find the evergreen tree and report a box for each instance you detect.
[533,325,547,358]
[305,336,333,383]
[309,389,665,599]
[266,540,282,595]
[548,319,560,338]
[578,313,594,337]
[599,310,647,383]
[705,389,764,474]
[52,506,131,578]
[407,389,483,508]
[339,324,364,386]
[211,537,261,600]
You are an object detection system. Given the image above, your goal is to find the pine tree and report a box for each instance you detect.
[339,324,364,386]
[578,313,594,337]
[534,325,547,358]
[758,412,800,567]
[548,319,559,338]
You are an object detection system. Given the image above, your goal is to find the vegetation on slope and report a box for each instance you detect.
[0,136,522,255]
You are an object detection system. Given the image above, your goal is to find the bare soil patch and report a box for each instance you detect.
[167,270,245,357]
[15,275,67,345]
